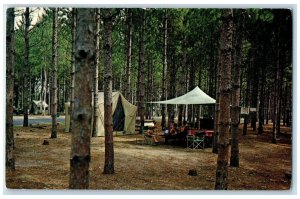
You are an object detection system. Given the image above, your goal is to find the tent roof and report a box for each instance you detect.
[97,91,119,104]
[33,100,48,107]
[151,86,216,105]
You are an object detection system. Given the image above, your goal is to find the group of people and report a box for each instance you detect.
[144,120,189,146]
[164,121,189,146]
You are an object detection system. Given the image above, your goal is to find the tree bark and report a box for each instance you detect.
[43,67,47,115]
[23,7,30,127]
[125,9,133,101]
[69,8,76,132]
[92,8,100,137]
[103,8,114,174]
[258,66,266,134]
[161,9,168,130]
[212,49,221,154]
[272,39,280,144]
[167,53,176,124]
[230,10,243,167]
[243,58,251,136]
[69,8,95,189]
[215,9,233,190]
[178,33,187,127]
[138,9,146,132]
[51,8,58,138]
[6,7,15,171]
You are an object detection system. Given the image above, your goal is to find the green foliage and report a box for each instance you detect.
[12,8,292,109]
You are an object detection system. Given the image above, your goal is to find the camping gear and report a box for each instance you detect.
[65,91,137,136]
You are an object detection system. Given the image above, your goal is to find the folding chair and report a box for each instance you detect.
[194,131,205,149]
[187,131,205,149]
[187,135,195,148]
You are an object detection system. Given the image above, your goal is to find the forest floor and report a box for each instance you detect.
[6,121,292,191]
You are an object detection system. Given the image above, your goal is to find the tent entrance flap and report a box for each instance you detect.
[113,97,125,131]
[64,91,137,136]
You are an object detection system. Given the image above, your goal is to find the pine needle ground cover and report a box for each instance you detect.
[6,123,291,190]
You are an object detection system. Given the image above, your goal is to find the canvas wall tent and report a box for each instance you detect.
[32,100,48,114]
[150,86,215,104]
[65,91,137,136]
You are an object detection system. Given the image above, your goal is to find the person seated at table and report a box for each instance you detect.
[164,121,178,144]
[177,121,189,146]
[145,129,159,145]
[169,121,177,135]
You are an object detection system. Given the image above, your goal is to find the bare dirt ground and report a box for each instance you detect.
[6,123,292,190]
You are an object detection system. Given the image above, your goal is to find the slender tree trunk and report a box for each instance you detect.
[188,61,195,123]
[23,7,30,127]
[178,35,187,127]
[243,59,251,135]
[6,7,15,171]
[161,10,168,130]
[212,48,221,154]
[258,68,266,134]
[51,8,58,139]
[146,57,151,119]
[125,9,133,101]
[230,11,243,167]
[138,9,146,132]
[169,53,176,124]
[43,67,47,115]
[70,8,76,132]
[103,9,114,174]
[40,64,44,114]
[69,8,95,189]
[215,9,233,190]
[272,40,280,144]
[14,80,19,109]
[276,59,284,134]
[92,8,100,137]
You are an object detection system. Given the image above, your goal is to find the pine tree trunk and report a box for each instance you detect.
[272,40,280,144]
[23,7,30,127]
[243,63,251,135]
[69,8,95,189]
[92,9,100,137]
[43,67,47,115]
[178,35,187,127]
[103,9,114,174]
[276,60,284,135]
[258,68,266,134]
[212,48,221,154]
[6,7,15,171]
[215,9,233,190]
[40,65,44,113]
[125,9,133,101]
[146,57,151,119]
[69,8,76,132]
[167,52,176,124]
[230,11,243,167]
[50,8,58,139]
[138,9,146,131]
[187,62,195,123]
[161,10,168,130]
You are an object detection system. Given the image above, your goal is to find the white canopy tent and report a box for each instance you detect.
[151,86,215,104]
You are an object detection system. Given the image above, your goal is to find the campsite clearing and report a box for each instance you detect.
[6,123,291,190]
